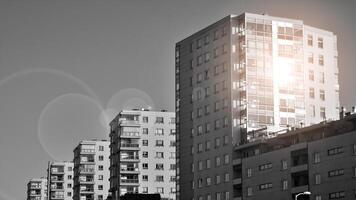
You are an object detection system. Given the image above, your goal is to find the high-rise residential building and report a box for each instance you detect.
[109,109,176,200]
[47,161,74,200]
[175,13,339,200]
[27,177,48,200]
[73,140,110,200]
[232,112,356,200]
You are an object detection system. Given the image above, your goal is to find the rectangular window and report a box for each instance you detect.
[156,152,164,158]
[155,163,164,170]
[215,156,221,167]
[142,163,148,169]
[259,163,272,171]
[320,107,326,119]
[320,72,325,84]
[247,168,252,177]
[308,52,314,64]
[143,151,148,158]
[155,140,164,147]
[319,55,324,66]
[282,180,288,190]
[206,159,211,169]
[142,140,148,146]
[206,140,211,151]
[247,187,253,196]
[143,128,148,135]
[315,173,321,184]
[224,154,230,164]
[215,138,220,148]
[328,146,344,155]
[309,88,315,98]
[320,90,325,101]
[143,116,148,123]
[310,105,316,117]
[307,34,313,46]
[314,152,320,163]
[328,169,344,177]
[318,37,324,49]
[259,183,272,190]
[155,128,164,135]
[329,191,345,199]
[281,160,288,170]
[156,176,164,182]
[155,117,164,123]
[309,70,314,81]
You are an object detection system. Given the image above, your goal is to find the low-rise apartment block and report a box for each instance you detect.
[27,177,48,200]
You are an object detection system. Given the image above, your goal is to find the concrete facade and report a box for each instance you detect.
[175,13,340,200]
[73,140,110,200]
[47,161,74,200]
[109,109,176,200]
[27,177,48,200]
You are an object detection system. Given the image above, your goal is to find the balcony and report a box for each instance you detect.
[120,155,140,162]
[233,178,242,185]
[232,158,241,166]
[50,185,64,190]
[51,169,64,174]
[30,185,41,189]
[80,149,95,154]
[120,167,140,174]
[120,132,140,139]
[51,195,65,199]
[120,143,140,150]
[120,179,139,186]
[79,168,95,174]
[79,179,95,184]
[119,120,140,127]
[80,188,94,194]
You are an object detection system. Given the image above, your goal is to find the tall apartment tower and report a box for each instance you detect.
[175,13,339,200]
[109,109,176,200]
[27,177,48,200]
[73,140,110,200]
[47,161,74,200]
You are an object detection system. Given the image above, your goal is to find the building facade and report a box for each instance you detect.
[232,113,356,200]
[175,13,339,200]
[27,177,48,200]
[73,140,110,200]
[109,109,176,200]
[47,161,74,200]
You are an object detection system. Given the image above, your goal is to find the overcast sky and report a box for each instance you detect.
[0,0,355,199]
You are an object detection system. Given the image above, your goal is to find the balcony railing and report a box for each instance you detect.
[120,143,139,148]
[79,168,95,173]
[120,132,140,138]
[120,167,139,172]
[120,179,139,183]
[51,185,63,190]
[119,120,140,126]
[80,149,95,154]
[121,155,139,160]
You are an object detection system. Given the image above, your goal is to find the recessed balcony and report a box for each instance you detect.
[120,167,140,174]
[119,120,140,127]
[120,179,139,186]
[120,132,140,139]
[120,155,140,162]
[120,143,140,150]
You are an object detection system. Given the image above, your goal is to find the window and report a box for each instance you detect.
[206,159,211,169]
[225,191,230,200]
[329,191,345,199]
[197,38,203,49]
[328,169,344,177]
[142,187,148,193]
[143,140,148,146]
[282,180,288,190]
[223,44,228,54]
[204,35,209,44]
[198,160,203,170]
[156,176,164,182]
[170,164,176,170]
[259,183,272,190]
[67,183,72,188]
[198,143,203,153]
[214,119,221,130]
[143,116,148,123]
[222,80,227,90]
[206,140,211,151]
[314,152,320,163]
[197,55,203,66]
[214,83,219,94]
[223,135,229,145]
[205,52,210,62]
[156,152,164,158]
[197,73,203,83]
[214,101,220,112]
[170,129,176,135]
[320,107,326,119]
[223,117,228,127]
[155,140,164,147]
[206,194,211,200]
[142,175,148,181]
[215,138,221,148]
[215,156,221,167]
[214,65,219,75]
[320,90,325,101]
[99,146,104,151]
[216,192,221,200]
[205,87,210,97]
[319,55,324,66]
[98,175,103,180]
[309,70,314,81]
[156,163,164,170]
[318,37,323,49]
[320,72,325,84]
[307,34,313,46]
[68,167,73,171]
[259,163,272,171]
[191,163,194,172]
[281,160,288,170]
[205,122,211,133]
[310,105,316,117]
[315,195,321,200]
[156,128,164,135]
[247,187,253,196]
[68,192,72,197]
[204,70,210,80]
[98,185,103,190]
[309,88,315,98]
[198,125,203,135]
[99,155,104,161]
[308,52,314,64]
[206,177,212,186]
[224,154,230,164]
[143,128,148,135]
[142,163,148,169]
[98,165,103,171]
[156,117,164,123]
[68,175,72,180]
[214,30,219,40]
[247,168,252,177]
[315,173,321,184]
[328,146,344,155]
[214,47,219,58]
[224,173,230,182]
[197,107,203,117]
[215,175,221,184]
[170,176,176,182]
[143,151,148,158]
[205,105,210,115]
[170,141,176,147]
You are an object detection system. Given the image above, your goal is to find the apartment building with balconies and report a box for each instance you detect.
[73,140,110,200]
[232,113,356,200]
[109,109,176,200]
[175,12,340,200]
[47,161,74,200]
[27,177,48,200]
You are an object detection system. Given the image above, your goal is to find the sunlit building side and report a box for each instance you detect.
[47,161,74,200]
[175,12,339,200]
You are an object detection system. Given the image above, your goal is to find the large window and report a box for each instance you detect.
[307,34,313,46]
[318,37,324,49]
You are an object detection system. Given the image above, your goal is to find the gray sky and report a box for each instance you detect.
[0,0,355,199]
